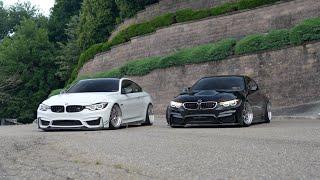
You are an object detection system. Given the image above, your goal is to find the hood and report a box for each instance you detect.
[173,90,243,103]
[42,92,118,106]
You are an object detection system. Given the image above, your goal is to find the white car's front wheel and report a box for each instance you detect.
[109,104,122,129]
[143,104,154,126]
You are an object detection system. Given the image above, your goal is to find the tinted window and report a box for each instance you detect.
[121,80,142,93]
[192,77,245,91]
[67,79,119,93]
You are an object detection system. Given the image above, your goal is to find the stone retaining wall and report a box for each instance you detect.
[79,0,320,77]
[109,0,237,40]
[128,42,320,114]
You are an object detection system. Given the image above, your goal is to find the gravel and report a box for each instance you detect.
[0,117,319,180]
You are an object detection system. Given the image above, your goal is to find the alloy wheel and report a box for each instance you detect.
[110,105,122,128]
[242,103,253,126]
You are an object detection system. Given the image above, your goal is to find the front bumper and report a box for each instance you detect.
[37,105,112,130]
[167,105,243,126]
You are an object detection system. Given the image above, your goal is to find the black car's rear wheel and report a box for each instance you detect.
[264,102,272,123]
[240,102,253,127]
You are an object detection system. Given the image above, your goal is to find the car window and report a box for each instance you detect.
[67,79,119,93]
[247,78,258,90]
[192,76,245,91]
[121,80,142,93]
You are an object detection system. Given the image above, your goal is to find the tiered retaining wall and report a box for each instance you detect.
[79,0,320,76]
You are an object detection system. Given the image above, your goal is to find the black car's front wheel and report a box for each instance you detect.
[239,102,253,127]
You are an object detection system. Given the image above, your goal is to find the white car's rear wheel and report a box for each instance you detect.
[109,104,122,129]
[143,104,154,126]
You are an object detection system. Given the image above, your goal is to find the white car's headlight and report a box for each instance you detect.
[85,103,108,111]
[39,104,50,111]
[219,99,239,107]
[170,101,183,108]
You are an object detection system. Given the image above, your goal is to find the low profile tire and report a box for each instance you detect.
[264,102,272,123]
[109,104,122,130]
[143,104,154,126]
[240,102,254,127]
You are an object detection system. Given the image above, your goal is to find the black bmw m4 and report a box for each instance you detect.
[166,75,272,127]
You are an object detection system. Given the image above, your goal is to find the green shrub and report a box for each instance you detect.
[120,57,161,76]
[237,0,278,10]
[192,9,211,20]
[159,38,236,68]
[206,38,237,61]
[108,31,127,46]
[235,34,265,55]
[210,3,238,16]
[290,18,320,45]
[175,9,211,23]
[175,9,194,23]
[123,23,155,39]
[264,29,291,49]
[149,13,175,28]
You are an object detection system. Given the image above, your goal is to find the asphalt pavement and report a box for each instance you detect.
[0,117,319,180]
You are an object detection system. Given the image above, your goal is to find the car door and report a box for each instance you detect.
[119,80,142,122]
[246,78,265,122]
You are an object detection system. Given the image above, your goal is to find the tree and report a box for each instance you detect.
[0,1,9,40]
[55,15,81,82]
[0,19,59,123]
[48,0,83,43]
[0,1,37,40]
[77,0,118,50]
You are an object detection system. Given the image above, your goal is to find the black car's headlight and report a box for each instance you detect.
[85,102,108,111]
[39,104,50,111]
[219,99,240,107]
[170,101,183,108]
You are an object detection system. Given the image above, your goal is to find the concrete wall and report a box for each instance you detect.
[128,41,320,114]
[79,0,320,77]
[109,0,237,40]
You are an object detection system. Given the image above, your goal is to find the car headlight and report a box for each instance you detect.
[219,99,239,107]
[39,104,50,111]
[85,103,108,111]
[170,101,183,108]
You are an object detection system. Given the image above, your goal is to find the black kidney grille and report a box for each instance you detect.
[183,101,217,110]
[184,102,198,110]
[66,105,85,113]
[51,106,65,113]
[201,102,217,109]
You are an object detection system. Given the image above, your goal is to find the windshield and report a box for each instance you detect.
[192,76,245,91]
[67,79,119,93]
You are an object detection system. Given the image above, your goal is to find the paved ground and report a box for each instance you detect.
[0,117,320,180]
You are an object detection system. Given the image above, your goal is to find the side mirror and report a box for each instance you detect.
[181,87,191,94]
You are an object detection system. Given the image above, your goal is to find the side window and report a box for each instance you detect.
[121,80,142,94]
[247,78,258,91]
[131,82,142,93]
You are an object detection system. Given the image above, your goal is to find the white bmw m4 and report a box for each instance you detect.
[37,78,154,130]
